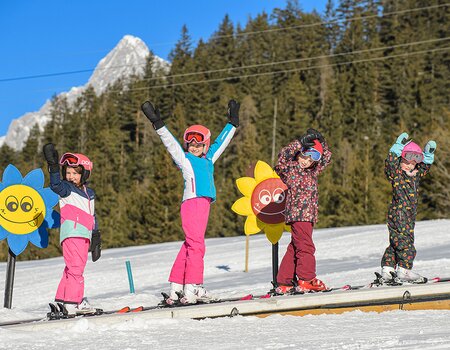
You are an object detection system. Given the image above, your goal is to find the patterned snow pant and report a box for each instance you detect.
[381,212,416,269]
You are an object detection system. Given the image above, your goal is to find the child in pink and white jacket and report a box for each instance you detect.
[141,100,239,304]
[43,143,101,316]
[274,128,332,294]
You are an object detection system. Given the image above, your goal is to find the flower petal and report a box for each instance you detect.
[0,226,9,240]
[2,164,23,186]
[244,215,262,235]
[231,197,253,216]
[254,161,275,183]
[22,169,45,189]
[29,228,49,248]
[264,224,285,244]
[41,188,59,208]
[235,177,256,197]
[44,210,60,229]
[7,234,29,256]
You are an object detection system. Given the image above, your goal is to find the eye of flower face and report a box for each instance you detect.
[259,190,272,205]
[6,196,19,212]
[20,196,34,212]
[272,188,285,204]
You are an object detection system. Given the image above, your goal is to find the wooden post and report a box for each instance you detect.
[244,234,249,272]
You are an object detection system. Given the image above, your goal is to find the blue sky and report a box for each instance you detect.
[0,0,327,137]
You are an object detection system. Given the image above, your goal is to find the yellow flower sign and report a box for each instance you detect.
[232,160,290,244]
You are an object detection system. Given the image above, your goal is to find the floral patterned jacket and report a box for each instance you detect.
[274,139,332,224]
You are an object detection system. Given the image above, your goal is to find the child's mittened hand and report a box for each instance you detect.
[141,101,165,130]
[396,132,409,145]
[424,140,437,154]
[43,143,60,172]
[423,140,437,165]
[227,99,240,127]
[299,133,315,148]
[307,128,325,143]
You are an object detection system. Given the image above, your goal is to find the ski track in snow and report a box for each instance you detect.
[0,219,450,349]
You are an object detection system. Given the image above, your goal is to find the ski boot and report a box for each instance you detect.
[295,278,328,293]
[162,282,184,306]
[396,266,427,284]
[180,284,216,304]
[274,284,294,295]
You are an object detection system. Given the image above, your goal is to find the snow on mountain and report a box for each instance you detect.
[0,35,169,151]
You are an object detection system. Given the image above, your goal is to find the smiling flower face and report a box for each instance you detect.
[232,160,290,244]
[0,185,46,234]
[0,165,60,256]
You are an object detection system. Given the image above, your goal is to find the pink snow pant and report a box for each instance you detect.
[169,197,211,285]
[55,237,90,304]
[277,221,316,285]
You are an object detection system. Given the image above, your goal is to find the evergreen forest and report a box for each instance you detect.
[1,0,448,260]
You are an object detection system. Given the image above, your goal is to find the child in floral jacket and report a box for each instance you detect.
[274,128,332,293]
[380,132,436,284]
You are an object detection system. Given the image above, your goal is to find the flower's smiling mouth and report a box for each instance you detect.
[0,212,43,226]
[252,206,285,215]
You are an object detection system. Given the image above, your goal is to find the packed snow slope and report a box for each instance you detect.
[1,219,450,349]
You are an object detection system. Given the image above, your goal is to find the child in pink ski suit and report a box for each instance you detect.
[274,128,331,294]
[43,143,101,315]
[141,100,239,304]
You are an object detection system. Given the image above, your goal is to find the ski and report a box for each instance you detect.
[2,276,450,327]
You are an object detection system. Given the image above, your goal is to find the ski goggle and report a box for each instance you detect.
[403,152,423,163]
[59,153,93,170]
[300,148,322,161]
[184,132,205,143]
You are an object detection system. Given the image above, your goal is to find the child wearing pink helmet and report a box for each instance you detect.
[380,132,437,284]
[141,100,239,304]
[43,143,101,316]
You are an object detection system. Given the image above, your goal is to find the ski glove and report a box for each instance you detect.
[90,230,102,262]
[299,133,316,149]
[306,128,325,143]
[141,101,165,130]
[227,99,240,127]
[43,143,60,173]
[423,140,437,165]
[390,132,410,157]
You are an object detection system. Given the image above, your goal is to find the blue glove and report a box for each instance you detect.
[423,140,436,165]
[390,132,409,156]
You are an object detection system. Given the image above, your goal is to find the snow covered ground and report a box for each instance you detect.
[1,219,450,349]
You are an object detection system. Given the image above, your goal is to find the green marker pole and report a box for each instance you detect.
[125,260,135,294]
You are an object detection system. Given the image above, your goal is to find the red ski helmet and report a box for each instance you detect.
[60,152,93,184]
[183,125,211,154]
[401,141,423,163]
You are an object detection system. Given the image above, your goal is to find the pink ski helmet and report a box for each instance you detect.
[183,125,211,154]
[401,141,423,163]
[60,152,93,184]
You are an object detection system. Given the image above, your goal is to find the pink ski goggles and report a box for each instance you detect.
[59,153,93,171]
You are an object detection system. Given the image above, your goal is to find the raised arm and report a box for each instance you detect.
[417,140,437,177]
[385,132,409,181]
[141,101,189,168]
[207,99,239,163]
[43,143,72,198]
